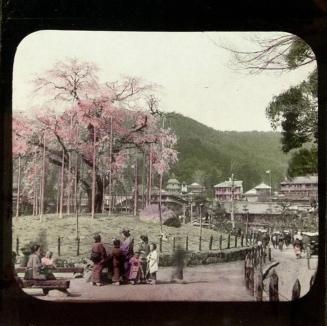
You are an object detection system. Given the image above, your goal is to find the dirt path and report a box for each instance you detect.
[23,261,255,301]
[263,246,318,301]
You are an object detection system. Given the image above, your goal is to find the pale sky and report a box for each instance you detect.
[13,31,315,131]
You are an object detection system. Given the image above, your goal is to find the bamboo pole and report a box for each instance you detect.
[59,149,65,219]
[133,156,138,216]
[32,147,37,216]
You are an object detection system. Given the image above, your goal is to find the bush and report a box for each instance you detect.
[139,204,176,224]
[163,217,181,228]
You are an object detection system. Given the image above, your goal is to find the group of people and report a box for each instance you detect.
[270,231,304,258]
[90,230,159,286]
[24,244,56,280]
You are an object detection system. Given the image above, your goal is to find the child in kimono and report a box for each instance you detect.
[146,243,159,285]
[129,251,144,285]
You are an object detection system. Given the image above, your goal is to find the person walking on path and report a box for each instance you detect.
[146,243,159,285]
[120,229,134,283]
[90,234,107,286]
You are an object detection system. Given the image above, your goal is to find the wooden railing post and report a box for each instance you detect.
[16,237,19,255]
[268,247,272,262]
[58,237,61,256]
[241,234,244,247]
[219,235,222,250]
[199,236,202,251]
[234,235,238,248]
[185,236,188,251]
[209,235,213,250]
[173,237,176,252]
[159,236,163,253]
[76,237,80,256]
[227,234,231,249]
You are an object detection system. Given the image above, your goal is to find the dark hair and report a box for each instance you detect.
[94,234,101,242]
[113,239,120,247]
[122,230,130,237]
[140,235,148,243]
[150,243,157,250]
[31,244,40,253]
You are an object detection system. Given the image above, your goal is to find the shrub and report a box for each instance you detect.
[163,217,181,228]
[139,204,176,224]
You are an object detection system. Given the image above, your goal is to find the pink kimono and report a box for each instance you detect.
[129,256,143,282]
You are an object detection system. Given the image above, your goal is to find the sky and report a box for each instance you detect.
[13,31,315,131]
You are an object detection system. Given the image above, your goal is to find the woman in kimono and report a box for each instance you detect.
[111,239,123,285]
[138,235,150,282]
[91,234,107,286]
[25,244,47,280]
[129,251,144,284]
[120,230,134,283]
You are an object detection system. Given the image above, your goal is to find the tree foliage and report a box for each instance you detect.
[222,33,317,177]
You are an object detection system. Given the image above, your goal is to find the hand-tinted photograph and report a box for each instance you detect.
[12,31,318,301]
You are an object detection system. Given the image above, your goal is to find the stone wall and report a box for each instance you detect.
[159,247,253,267]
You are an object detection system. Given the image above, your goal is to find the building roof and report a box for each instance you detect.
[244,188,257,196]
[255,182,271,190]
[167,178,180,185]
[188,182,203,189]
[222,201,282,215]
[280,175,318,185]
[214,180,243,188]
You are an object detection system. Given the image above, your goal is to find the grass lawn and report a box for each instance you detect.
[12,214,239,260]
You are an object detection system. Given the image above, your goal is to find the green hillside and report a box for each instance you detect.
[166,112,290,194]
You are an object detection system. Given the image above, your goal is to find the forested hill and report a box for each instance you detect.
[166,112,290,192]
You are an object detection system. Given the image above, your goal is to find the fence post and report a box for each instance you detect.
[254,268,263,301]
[209,235,213,250]
[76,237,80,256]
[268,247,272,262]
[292,279,301,300]
[269,269,279,301]
[185,236,188,251]
[173,237,176,252]
[241,235,244,247]
[199,236,202,251]
[159,236,163,253]
[16,237,19,255]
[234,235,238,248]
[57,236,61,256]
[227,234,230,249]
[219,235,222,250]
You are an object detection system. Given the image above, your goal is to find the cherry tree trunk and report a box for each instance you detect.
[133,158,138,216]
[15,156,21,219]
[32,148,37,216]
[147,146,152,206]
[159,173,163,233]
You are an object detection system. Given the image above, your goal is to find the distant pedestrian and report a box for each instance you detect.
[272,234,277,249]
[278,238,284,251]
[90,234,107,286]
[293,239,302,259]
[146,243,159,285]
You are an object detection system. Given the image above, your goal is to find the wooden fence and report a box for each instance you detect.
[14,231,261,258]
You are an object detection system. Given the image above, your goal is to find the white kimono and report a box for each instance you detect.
[147,250,159,274]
